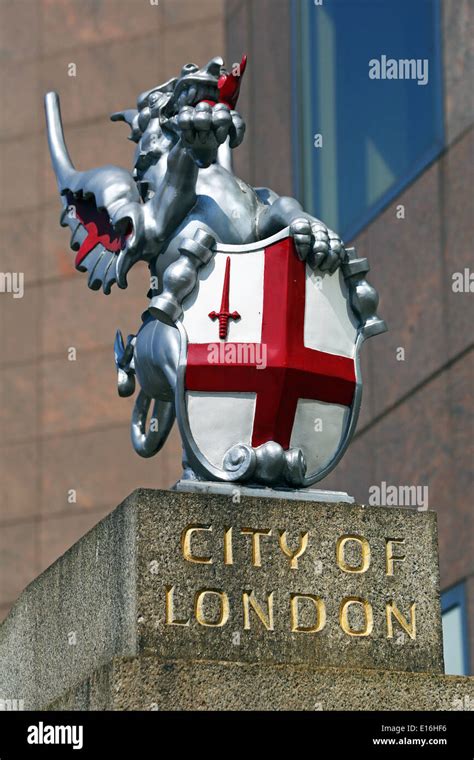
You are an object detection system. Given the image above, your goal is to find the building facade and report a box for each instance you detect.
[0,0,472,674]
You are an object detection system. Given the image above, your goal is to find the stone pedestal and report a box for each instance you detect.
[0,489,473,710]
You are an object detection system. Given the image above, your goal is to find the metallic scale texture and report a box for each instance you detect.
[45,56,387,489]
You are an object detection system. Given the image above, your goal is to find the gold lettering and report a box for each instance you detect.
[181,524,213,564]
[386,601,416,639]
[242,590,274,630]
[336,534,371,574]
[240,528,272,567]
[279,531,309,569]
[339,596,373,636]
[194,589,230,627]
[165,585,190,627]
[290,593,326,633]
[385,539,406,576]
[224,526,233,565]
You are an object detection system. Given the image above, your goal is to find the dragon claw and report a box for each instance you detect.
[290,217,346,273]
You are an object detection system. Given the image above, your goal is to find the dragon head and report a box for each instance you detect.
[161,54,247,114]
[111,55,247,172]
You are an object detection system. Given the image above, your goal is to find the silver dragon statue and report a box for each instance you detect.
[45,56,386,490]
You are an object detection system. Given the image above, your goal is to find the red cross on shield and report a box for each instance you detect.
[179,231,359,481]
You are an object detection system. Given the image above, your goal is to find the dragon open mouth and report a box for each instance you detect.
[172,79,220,112]
[168,54,247,115]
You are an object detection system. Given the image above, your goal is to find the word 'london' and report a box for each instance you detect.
[164,526,417,639]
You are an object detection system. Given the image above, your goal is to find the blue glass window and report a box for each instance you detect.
[441,583,470,676]
[291,0,444,240]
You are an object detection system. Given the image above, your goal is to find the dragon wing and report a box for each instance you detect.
[45,91,142,294]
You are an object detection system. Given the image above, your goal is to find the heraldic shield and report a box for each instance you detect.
[174,228,386,489]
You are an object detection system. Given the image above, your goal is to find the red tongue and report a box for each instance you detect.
[195,54,247,110]
[217,54,247,109]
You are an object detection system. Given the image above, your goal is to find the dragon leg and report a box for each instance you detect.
[130,318,180,459]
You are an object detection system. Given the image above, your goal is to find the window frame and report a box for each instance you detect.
[290,0,445,242]
[441,582,470,676]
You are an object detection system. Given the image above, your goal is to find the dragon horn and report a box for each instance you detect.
[110,109,141,143]
[44,91,76,192]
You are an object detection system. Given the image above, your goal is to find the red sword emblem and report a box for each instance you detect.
[209,256,241,339]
